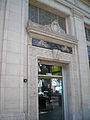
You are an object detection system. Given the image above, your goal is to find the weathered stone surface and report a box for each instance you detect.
[0,0,90,120]
[0,113,25,120]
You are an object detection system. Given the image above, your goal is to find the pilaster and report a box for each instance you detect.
[0,0,28,116]
[0,0,7,113]
[73,9,90,120]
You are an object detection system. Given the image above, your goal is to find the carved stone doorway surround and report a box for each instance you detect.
[27,38,74,120]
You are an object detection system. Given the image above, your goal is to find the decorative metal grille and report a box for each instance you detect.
[29,4,66,32]
[85,27,90,41]
[32,38,72,54]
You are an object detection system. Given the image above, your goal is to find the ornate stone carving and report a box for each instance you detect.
[27,20,77,44]
[52,49,60,59]
[27,20,65,35]
[51,20,65,34]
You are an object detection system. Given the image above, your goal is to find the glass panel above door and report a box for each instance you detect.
[38,64,62,76]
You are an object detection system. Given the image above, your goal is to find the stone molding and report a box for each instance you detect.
[52,49,61,60]
[27,20,77,45]
[56,0,90,18]
[80,0,90,7]
[71,8,84,19]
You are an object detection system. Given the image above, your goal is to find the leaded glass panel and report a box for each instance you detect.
[39,9,57,25]
[88,29,90,37]
[87,46,90,61]
[85,27,90,41]
[29,5,38,23]
[29,4,66,32]
[50,12,57,23]
[85,28,88,40]
[58,16,66,32]
[39,9,51,25]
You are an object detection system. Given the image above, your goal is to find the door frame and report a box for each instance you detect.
[38,59,68,120]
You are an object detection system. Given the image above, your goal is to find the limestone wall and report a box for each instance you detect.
[0,0,90,120]
[0,0,28,117]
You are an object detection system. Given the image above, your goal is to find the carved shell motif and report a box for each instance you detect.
[51,20,65,34]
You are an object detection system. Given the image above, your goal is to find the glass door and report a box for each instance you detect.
[38,64,64,120]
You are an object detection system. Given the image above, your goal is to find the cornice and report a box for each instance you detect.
[54,0,90,19]
[71,8,84,19]
[31,0,90,19]
[80,0,90,7]
[27,21,78,45]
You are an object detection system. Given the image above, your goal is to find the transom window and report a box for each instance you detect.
[85,26,90,41]
[38,64,62,76]
[29,4,66,32]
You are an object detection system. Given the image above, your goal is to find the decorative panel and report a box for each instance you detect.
[32,38,72,54]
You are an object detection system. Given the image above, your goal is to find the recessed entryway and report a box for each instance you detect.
[38,63,64,120]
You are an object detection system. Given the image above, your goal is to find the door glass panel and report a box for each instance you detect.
[38,64,64,120]
[38,64,62,76]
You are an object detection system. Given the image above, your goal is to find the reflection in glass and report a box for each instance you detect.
[38,64,62,76]
[38,64,64,120]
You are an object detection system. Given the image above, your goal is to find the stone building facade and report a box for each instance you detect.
[0,0,90,120]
